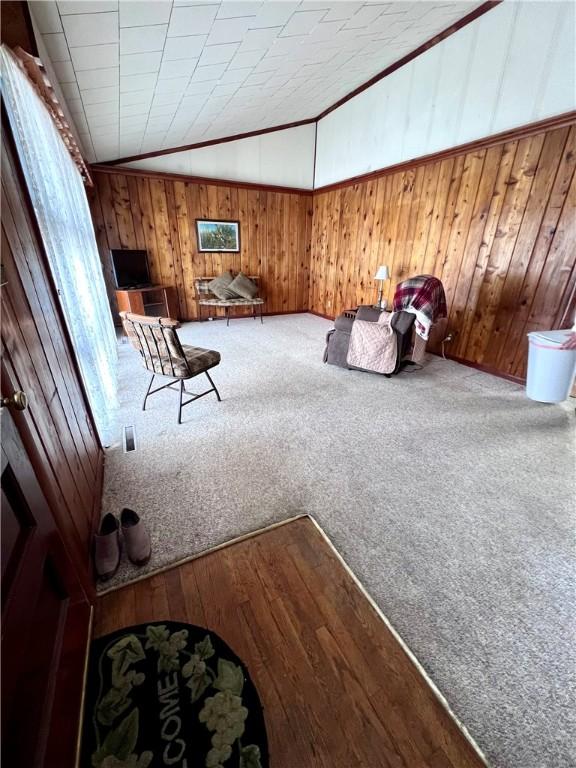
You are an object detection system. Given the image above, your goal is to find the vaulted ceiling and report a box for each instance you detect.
[29,1,482,163]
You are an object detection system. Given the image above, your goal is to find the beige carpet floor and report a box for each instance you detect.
[101,313,575,768]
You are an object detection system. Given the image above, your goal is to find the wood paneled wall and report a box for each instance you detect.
[88,170,313,324]
[1,128,102,596]
[309,124,576,378]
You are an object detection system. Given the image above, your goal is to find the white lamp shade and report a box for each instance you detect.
[374,265,390,281]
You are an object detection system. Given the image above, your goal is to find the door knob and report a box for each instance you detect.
[0,390,28,411]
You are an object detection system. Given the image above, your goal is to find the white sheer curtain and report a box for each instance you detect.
[1,46,118,444]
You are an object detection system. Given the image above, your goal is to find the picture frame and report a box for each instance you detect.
[195,219,240,252]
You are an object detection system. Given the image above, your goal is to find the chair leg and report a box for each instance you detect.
[177,379,184,424]
[226,306,230,327]
[260,304,263,324]
[205,370,221,402]
[142,373,155,410]
[253,304,256,320]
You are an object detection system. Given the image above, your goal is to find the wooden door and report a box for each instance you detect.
[1,394,92,768]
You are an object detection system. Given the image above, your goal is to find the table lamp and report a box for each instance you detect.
[374,265,390,309]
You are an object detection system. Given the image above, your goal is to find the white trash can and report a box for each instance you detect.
[526,330,576,403]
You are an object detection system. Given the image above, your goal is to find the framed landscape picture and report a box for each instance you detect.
[195,219,240,252]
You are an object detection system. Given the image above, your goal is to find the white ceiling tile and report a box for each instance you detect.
[146,115,174,130]
[307,20,345,42]
[120,105,150,119]
[66,97,84,114]
[168,5,218,37]
[81,85,119,104]
[218,67,251,84]
[158,59,199,79]
[321,3,362,23]
[249,2,299,29]
[93,122,119,136]
[120,1,171,27]
[344,4,389,29]
[228,49,263,69]
[206,17,252,46]
[238,26,281,52]
[120,24,167,54]
[152,91,183,105]
[212,82,240,97]
[198,42,238,67]
[62,11,118,47]
[155,76,190,93]
[77,67,119,90]
[121,90,154,106]
[184,80,216,95]
[120,51,163,75]
[42,32,71,62]
[242,71,270,87]
[179,95,209,111]
[86,113,118,130]
[163,35,207,60]
[72,111,89,131]
[267,36,304,57]
[189,63,227,82]
[217,2,262,20]
[279,10,328,37]
[84,100,118,116]
[30,1,63,33]
[149,103,179,118]
[120,72,158,91]
[70,43,118,70]
[61,81,81,100]
[53,59,76,82]
[249,57,278,74]
[58,1,118,14]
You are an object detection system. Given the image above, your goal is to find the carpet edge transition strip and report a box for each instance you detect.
[96,514,309,596]
[306,514,490,768]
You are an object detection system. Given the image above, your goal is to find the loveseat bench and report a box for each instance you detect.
[194,274,264,325]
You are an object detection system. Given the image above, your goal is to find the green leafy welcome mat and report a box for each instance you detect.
[82,621,268,768]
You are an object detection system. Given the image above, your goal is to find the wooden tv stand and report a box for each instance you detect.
[115,285,179,320]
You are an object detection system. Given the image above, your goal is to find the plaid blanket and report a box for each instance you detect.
[393,275,447,339]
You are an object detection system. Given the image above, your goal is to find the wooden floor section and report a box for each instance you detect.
[94,517,485,768]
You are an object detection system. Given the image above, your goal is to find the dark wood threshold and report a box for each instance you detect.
[94,516,487,767]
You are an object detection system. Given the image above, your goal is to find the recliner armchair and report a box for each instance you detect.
[324,306,415,375]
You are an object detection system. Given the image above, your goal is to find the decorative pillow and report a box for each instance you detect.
[207,271,236,300]
[228,272,258,299]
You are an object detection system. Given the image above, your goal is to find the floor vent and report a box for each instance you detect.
[123,425,137,453]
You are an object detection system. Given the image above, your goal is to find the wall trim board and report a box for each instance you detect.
[315,0,502,122]
[93,3,500,170]
[443,354,526,385]
[314,111,576,193]
[90,163,313,197]
[98,118,317,168]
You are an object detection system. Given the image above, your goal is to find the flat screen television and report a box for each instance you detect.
[111,249,151,289]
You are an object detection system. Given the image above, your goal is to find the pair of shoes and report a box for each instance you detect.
[94,508,151,581]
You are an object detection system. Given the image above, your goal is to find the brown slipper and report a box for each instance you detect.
[120,508,151,566]
[94,513,121,580]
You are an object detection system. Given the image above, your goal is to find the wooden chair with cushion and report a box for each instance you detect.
[194,275,264,325]
[120,311,221,424]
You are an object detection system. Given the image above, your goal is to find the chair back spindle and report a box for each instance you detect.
[120,312,191,378]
